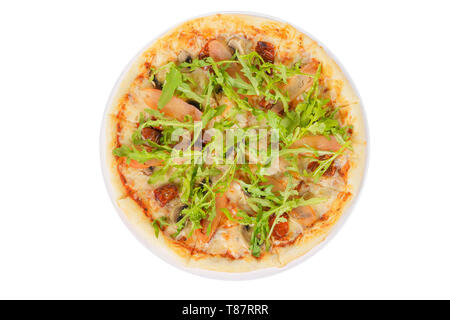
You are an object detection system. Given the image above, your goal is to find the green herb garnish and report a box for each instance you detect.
[152,217,169,238]
[114,48,352,257]
[158,65,182,110]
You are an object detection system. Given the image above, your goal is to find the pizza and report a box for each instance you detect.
[103,14,367,273]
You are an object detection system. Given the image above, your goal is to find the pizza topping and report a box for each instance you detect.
[151,217,169,238]
[338,161,350,178]
[285,59,320,105]
[198,40,211,60]
[152,74,163,90]
[255,41,275,63]
[220,175,325,256]
[295,180,306,193]
[142,166,155,176]
[177,50,193,63]
[228,37,252,55]
[307,161,320,172]
[118,144,165,169]
[141,127,161,143]
[186,99,202,111]
[258,97,275,109]
[114,38,354,256]
[307,155,336,177]
[291,135,341,152]
[208,39,233,61]
[291,206,317,227]
[154,184,178,207]
[240,224,254,244]
[322,162,336,177]
[141,88,202,122]
[196,193,227,243]
[199,39,233,62]
[129,158,163,169]
[171,204,188,223]
[269,212,289,239]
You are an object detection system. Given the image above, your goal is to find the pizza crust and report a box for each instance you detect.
[345,142,367,195]
[103,13,367,273]
[276,190,354,266]
[117,197,193,265]
[303,36,360,107]
[104,115,128,200]
[187,252,282,273]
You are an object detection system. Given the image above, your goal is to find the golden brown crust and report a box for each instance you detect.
[104,13,367,273]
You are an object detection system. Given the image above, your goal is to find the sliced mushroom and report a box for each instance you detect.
[177,50,193,63]
[241,224,253,244]
[301,190,315,200]
[291,206,318,228]
[270,101,284,114]
[152,68,169,90]
[142,166,155,176]
[171,204,188,224]
[148,69,163,90]
[190,68,209,94]
[152,76,163,90]
[227,37,252,55]
[186,100,201,110]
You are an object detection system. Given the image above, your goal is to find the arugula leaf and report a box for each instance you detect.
[152,217,169,238]
[158,66,182,110]
[236,52,261,95]
[236,172,326,257]
[309,141,351,182]
[112,145,169,164]
[148,164,171,184]
[176,82,204,106]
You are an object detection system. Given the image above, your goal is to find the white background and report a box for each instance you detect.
[0,0,449,300]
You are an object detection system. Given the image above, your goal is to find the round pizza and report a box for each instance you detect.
[103,13,367,273]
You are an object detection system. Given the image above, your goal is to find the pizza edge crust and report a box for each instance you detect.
[186,253,282,273]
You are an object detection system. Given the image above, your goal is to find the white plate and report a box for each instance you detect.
[100,11,370,280]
